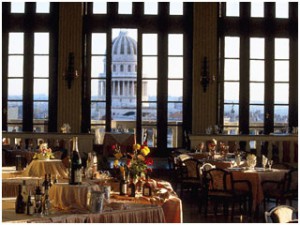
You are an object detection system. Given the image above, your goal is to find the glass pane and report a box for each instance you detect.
[92,33,106,54]
[33,125,48,132]
[34,33,49,54]
[274,106,288,124]
[250,60,264,81]
[118,2,132,14]
[274,83,289,104]
[142,102,157,121]
[142,34,157,55]
[11,2,25,13]
[250,38,264,59]
[275,38,289,59]
[250,83,264,104]
[224,104,239,123]
[251,2,264,17]
[9,33,24,54]
[34,79,49,100]
[225,37,240,58]
[168,34,183,55]
[226,2,239,17]
[224,59,239,80]
[36,2,50,13]
[142,80,157,101]
[93,2,107,14]
[169,2,183,15]
[8,101,23,120]
[168,57,183,78]
[8,56,23,77]
[168,80,183,101]
[142,57,157,78]
[144,2,158,15]
[8,125,23,132]
[34,56,49,77]
[91,56,106,78]
[167,126,182,148]
[91,79,106,100]
[141,127,156,147]
[8,79,23,100]
[250,105,264,124]
[275,61,289,82]
[34,102,48,119]
[224,82,239,103]
[91,102,106,121]
[168,103,182,122]
[276,2,289,18]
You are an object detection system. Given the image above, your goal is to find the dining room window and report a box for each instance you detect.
[2,2,58,132]
[85,2,193,151]
[220,2,297,135]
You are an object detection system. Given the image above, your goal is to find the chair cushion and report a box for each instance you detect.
[271,207,294,223]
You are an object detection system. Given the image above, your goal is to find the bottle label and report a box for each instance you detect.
[128,187,132,195]
[121,184,127,194]
[144,187,150,196]
[28,205,34,215]
[74,169,82,183]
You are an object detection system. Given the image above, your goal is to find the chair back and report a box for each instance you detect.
[286,168,298,194]
[180,158,200,179]
[265,205,298,223]
[199,163,216,176]
[204,168,233,192]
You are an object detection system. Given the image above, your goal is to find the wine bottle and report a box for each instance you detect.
[34,185,42,214]
[15,184,25,214]
[48,174,52,188]
[142,175,152,197]
[42,174,48,194]
[26,190,34,215]
[119,175,128,196]
[70,137,82,185]
[43,188,50,216]
[127,177,136,197]
[21,180,28,204]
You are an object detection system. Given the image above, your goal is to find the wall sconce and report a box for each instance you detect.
[64,52,79,89]
[200,57,215,92]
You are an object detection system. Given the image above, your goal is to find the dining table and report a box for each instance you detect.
[2,197,165,223]
[21,159,68,179]
[226,167,289,212]
[48,178,182,223]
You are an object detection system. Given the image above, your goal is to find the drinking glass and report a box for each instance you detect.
[262,159,267,170]
[267,160,273,170]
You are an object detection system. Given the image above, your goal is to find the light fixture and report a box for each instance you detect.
[200,57,215,92]
[64,52,79,89]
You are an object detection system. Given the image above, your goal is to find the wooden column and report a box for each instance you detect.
[57,3,83,132]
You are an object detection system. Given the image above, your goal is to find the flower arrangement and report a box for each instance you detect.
[112,143,153,180]
[33,143,55,160]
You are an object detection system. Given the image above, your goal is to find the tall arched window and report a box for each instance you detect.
[85,2,193,153]
[220,2,298,134]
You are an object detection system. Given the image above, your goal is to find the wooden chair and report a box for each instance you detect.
[261,168,298,209]
[198,163,216,214]
[265,205,298,223]
[178,158,202,197]
[203,168,252,219]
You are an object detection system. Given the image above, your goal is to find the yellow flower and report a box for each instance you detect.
[140,146,150,156]
[113,159,119,167]
[133,144,141,151]
[114,152,123,160]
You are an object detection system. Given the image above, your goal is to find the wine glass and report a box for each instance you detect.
[262,158,267,170]
[267,160,273,170]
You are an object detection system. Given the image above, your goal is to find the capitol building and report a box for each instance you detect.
[97,31,154,121]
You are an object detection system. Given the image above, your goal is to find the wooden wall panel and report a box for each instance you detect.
[192,3,218,134]
[57,3,83,132]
